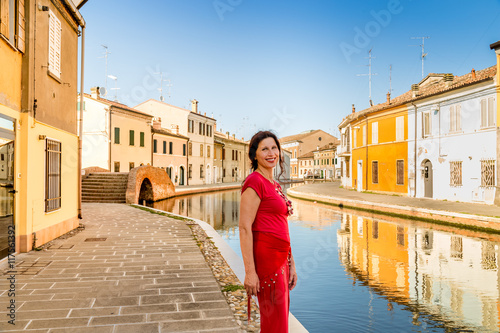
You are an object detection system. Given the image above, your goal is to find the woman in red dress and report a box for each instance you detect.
[239,131,298,333]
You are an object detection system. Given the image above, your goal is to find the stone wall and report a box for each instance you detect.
[126,166,175,204]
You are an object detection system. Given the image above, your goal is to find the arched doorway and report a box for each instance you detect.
[206,165,211,184]
[423,160,433,198]
[138,178,153,203]
[179,166,185,185]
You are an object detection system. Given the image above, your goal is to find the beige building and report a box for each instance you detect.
[298,152,315,178]
[135,99,190,135]
[214,135,224,183]
[312,143,337,180]
[152,120,189,186]
[0,0,86,255]
[80,90,153,172]
[280,130,339,179]
[215,131,249,183]
[188,100,216,185]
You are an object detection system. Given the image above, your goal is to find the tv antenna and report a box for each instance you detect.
[389,64,393,94]
[99,45,111,96]
[410,36,430,79]
[155,71,172,102]
[107,75,119,102]
[357,48,378,106]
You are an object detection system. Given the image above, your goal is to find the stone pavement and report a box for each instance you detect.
[0,203,241,333]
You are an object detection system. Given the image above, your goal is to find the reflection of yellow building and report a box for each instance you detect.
[350,101,408,194]
[0,0,86,257]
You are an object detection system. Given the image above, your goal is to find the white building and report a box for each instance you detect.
[407,67,497,204]
[338,117,353,188]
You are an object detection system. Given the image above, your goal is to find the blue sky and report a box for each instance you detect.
[79,0,500,140]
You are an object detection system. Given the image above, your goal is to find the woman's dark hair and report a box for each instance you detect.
[247,130,286,181]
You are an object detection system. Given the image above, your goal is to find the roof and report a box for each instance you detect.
[314,142,339,152]
[214,131,248,145]
[490,40,500,50]
[84,93,153,118]
[151,127,189,140]
[279,129,323,143]
[298,151,314,159]
[339,65,497,127]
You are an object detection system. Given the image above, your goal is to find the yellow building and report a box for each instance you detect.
[491,40,500,204]
[0,0,85,257]
[349,97,408,194]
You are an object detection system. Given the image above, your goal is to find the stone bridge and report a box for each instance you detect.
[126,166,175,204]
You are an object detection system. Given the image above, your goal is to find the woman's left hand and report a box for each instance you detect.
[289,264,298,290]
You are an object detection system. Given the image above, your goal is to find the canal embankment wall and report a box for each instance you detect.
[175,183,242,197]
[135,205,309,333]
[287,183,500,233]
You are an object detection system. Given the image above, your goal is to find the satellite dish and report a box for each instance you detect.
[99,87,107,97]
[160,96,165,102]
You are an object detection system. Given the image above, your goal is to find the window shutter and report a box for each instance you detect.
[449,105,455,132]
[16,0,25,52]
[481,99,487,128]
[0,0,9,37]
[456,104,461,131]
[488,97,495,127]
[372,122,378,144]
[48,10,62,78]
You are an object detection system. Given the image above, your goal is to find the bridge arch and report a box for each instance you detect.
[126,166,175,204]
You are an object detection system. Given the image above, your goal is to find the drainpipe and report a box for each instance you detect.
[412,102,417,197]
[78,25,85,219]
[109,107,112,171]
[365,116,368,191]
[186,139,189,186]
[151,130,154,166]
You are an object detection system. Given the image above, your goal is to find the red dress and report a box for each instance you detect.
[242,172,291,333]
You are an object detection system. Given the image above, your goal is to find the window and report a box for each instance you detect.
[169,142,173,155]
[372,221,379,239]
[129,162,134,170]
[188,164,192,179]
[346,158,350,178]
[200,144,203,157]
[203,123,206,136]
[45,139,61,212]
[48,10,62,78]
[362,125,367,146]
[449,104,461,132]
[199,123,202,134]
[396,116,404,141]
[371,122,378,144]
[207,145,210,157]
[188,142,192,156]
[188,120,194,133]
[1,0,25,52]
[372,161,378,184]
[153,139,157,153]
[114,127,120,144]
[450,236,463,259]
[200,165,204,178]
[397,160,404,185]
[481,97,496,128]
[114,161,120,172]
[223,168,226,177]
[450,161,462,186]
[183,144,186,156]
[422,112,431,137]
[140,132,145,147]
[129,130,134,146]
[481,159,495,187]
[222,148,226,160]
[163,141,166,154]
[397,226,405,246]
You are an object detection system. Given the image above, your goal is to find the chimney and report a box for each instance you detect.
[352,104,355,113]
[411,84,419,98]
[170,124,179,135]
[152,117,161,130]
[471,68,476,79]
[191,99,198,113]
[386,92,391,104]
[91,87,100,100]
[226,131,230,139]
[233,133,236,139]
[204,112,206,116]
[443,73,454,86]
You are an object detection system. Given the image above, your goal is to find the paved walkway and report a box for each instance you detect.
[0,204,241,333]
[288,182,500,229]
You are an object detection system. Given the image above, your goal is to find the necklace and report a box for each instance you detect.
[256,170,293,216]
[256,169,275,184]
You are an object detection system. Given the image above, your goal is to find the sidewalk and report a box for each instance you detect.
[288,182,500,231]
[0,203,241,333]
[175,182,241,196]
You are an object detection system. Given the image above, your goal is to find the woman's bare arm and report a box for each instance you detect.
[239,187,261,296]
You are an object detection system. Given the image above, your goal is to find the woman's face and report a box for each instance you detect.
[255,137,280,170]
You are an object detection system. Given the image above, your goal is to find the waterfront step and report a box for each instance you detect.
[82,173,128,203]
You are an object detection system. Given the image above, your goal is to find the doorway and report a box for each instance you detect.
[423,160,433,198]
[179,166,185,185]
[0,115,15,260]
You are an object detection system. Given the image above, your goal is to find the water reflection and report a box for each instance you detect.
[150,189,500,332]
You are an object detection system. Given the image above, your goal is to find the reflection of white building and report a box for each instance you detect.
[0,141,14,182]
[407,68,497,204]
[408,229,500,331]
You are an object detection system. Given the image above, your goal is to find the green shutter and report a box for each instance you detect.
[153,139,157,153]
[183,144,186,156]
[140,132,145,147]
[129,130,134,146]
[114,128,120,144]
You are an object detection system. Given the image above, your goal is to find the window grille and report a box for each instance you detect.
[45,139,61,212]
[450,236,463,259]
[200,144,203,157]
[397,226,405,246]
[450,161,462,186]
[207,145,210,158]
[188,142,192,156]
[481,159,495,187]
[396,160,404,185]
[481,242,497,270]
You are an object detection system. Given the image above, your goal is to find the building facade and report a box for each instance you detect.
[215,131,249,183]
[312,143,338,180]
[0,0,85,256]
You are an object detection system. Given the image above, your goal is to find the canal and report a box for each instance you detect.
[149,188,500,332]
